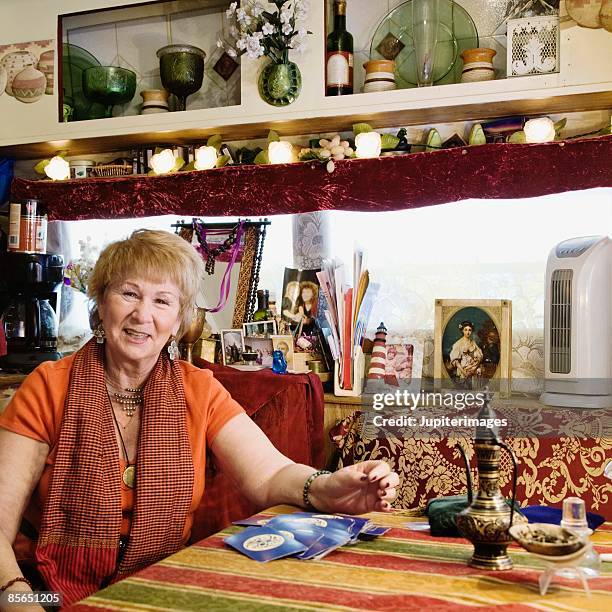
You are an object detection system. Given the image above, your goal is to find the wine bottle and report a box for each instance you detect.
[253,289,271,321]
[326,0,353,96]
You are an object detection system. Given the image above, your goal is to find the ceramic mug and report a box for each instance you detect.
[460,48,496,83]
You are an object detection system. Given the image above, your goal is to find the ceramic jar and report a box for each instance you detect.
[460,48,497,83]
[140,89,169,114]
[69,160,95,179]
[0,67,7,96]
[363,59,396,92]
[1,50,37,95]
[11,66,46,103]
[37,50,54,95]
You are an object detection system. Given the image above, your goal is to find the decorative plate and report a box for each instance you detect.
[370,0,479,87]
[62,43,107,120]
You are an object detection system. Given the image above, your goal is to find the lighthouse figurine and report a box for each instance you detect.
[367,322,388,380]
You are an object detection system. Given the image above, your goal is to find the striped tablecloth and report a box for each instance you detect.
[71,505,612,611]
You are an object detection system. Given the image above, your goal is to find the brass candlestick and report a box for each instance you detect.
[179,306,207,363]
[455,391,527,570]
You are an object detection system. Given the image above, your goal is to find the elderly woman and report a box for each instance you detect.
[0,230,398,607]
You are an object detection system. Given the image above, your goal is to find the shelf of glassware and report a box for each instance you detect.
[0,1,611,157]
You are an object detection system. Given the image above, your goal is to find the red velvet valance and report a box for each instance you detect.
[10,135,612,221]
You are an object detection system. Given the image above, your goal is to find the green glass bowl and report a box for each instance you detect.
[82,66,137,107]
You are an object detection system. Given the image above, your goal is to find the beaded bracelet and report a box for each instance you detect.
[302,470,331,510]
[0,576,33,592]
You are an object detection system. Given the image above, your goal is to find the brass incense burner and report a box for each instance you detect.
[455,391,527,570]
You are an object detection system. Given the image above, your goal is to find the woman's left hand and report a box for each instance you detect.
[309,461,399,515]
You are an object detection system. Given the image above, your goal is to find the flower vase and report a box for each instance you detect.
[258,58,301,107]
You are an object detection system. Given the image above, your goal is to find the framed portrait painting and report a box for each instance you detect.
[434,299,512,396]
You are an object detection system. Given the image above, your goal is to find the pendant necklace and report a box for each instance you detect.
[108,396,136,489]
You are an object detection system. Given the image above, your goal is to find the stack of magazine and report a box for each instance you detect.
[316,250,379,391]
[225,512,389,562]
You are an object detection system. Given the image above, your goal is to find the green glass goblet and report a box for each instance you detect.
[157,44,205,112]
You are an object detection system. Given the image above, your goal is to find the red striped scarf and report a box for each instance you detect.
[35,339,194,605]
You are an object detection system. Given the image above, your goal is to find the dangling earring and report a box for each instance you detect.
[93,322,106,344]
[167,335,179,361]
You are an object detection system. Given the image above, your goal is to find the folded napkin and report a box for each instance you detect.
[521,505,605,531]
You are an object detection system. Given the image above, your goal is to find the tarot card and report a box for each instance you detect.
[358,526,391,540]
[298,530,353,560]
[224,526,306,562]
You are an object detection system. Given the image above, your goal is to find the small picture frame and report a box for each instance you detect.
[243,319,277,339]
[434,299,512,396]
[243,336,274,367]
[197,337,218,364]
[271,335,295,370]
[221,329,245,366]
[364,336,424,395]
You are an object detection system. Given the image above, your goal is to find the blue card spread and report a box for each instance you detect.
[224,526,307,562]
[227,513,390,562]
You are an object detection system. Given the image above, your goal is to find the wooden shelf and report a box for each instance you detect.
[2,89,611,159]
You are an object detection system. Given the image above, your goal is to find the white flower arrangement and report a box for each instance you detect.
[64,237,99,295]
[219,0,311,63]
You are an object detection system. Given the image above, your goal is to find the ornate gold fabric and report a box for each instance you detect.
[332,410,612,518]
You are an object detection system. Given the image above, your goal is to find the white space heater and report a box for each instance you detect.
[541,236,612,408]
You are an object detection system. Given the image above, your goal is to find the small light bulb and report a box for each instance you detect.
[524,117,555,143]
[194,146,218,170]
[44,156,70,180]
[355,132,382,158]
[268,141,295,164]
[150,148,176,174]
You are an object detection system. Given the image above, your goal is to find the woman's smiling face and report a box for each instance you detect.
[98,278,182,368]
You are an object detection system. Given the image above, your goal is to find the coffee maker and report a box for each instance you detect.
[0,251,64,372]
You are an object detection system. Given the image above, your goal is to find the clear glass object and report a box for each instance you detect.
[411,0,441,86]
[538,544,601,595]
[560,496,588,533]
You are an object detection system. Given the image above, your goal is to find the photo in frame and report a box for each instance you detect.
[281,268,320,336]
[434,299,512,396]
[243,319,277,339]
[221,329,245,366]
[271,334,295,370]
[364,336,424,395]
[243,336,274,367]
[196,337,218,364]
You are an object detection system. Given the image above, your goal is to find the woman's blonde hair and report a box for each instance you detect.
[88,229,205,339]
